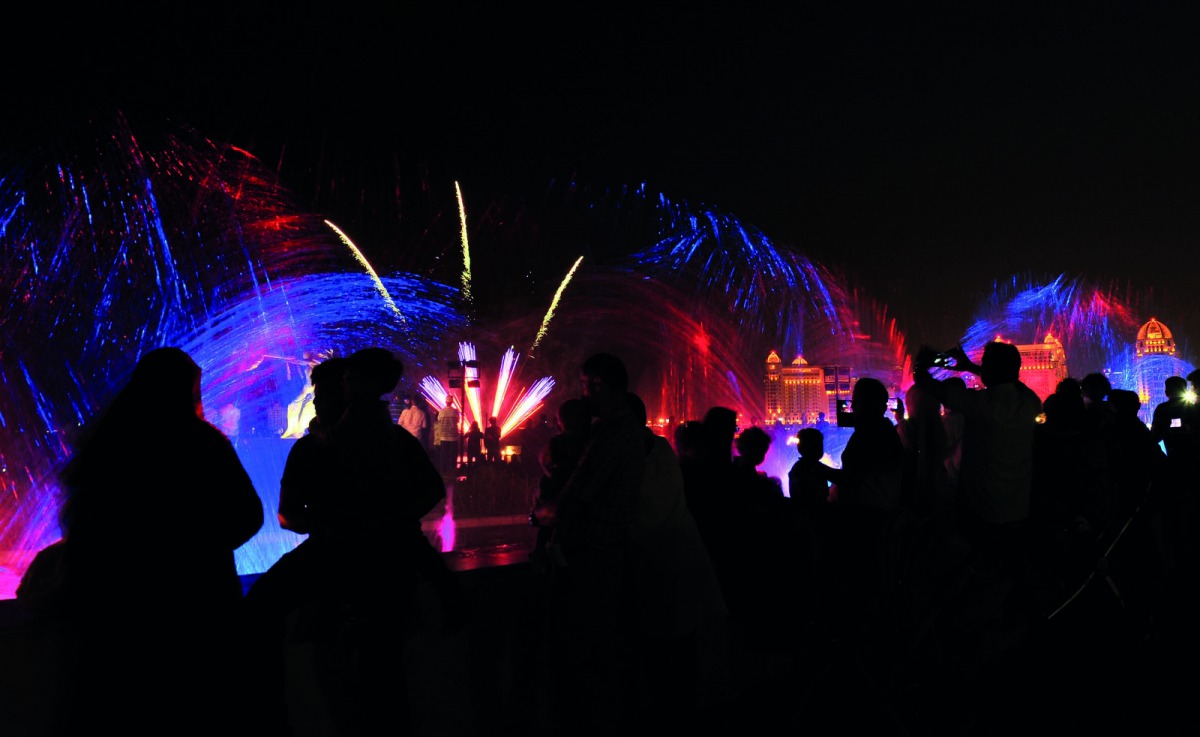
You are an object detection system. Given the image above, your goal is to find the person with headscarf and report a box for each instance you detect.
[53,347,264,733]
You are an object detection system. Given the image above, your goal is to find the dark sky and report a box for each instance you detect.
[10,2,1200,353]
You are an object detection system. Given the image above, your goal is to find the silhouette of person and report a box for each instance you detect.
[434,395,462,473]
[941,376,968,494]
[484,416,502,462]
[398,394,429,447]
[914,343,1042,540]
[824,377,905,513]
[246,348,453,736]
[52,347,264,734]
[243,355,350,733]
[789,427,830,512]
[732,425,783,500]
[673,420,706,464]
[728,424,801,637]
[914,342,1042,638]
[334,347,457,731]
[1108,388,1165,514]
[895,381,952,515]
[530,397,593,575]
[787,426,832,617]
[679,408,740,624]
[1151,376,1193,458]
[464,420,484,465]
[682,406,738,533]
[622,392,726,733]
[532,352,646,737]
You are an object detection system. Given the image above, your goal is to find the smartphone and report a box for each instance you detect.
[887,397,900,411]
[1172,417,1182,428]
[836,399,855,428]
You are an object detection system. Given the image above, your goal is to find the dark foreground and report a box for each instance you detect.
[2,518,1196,737]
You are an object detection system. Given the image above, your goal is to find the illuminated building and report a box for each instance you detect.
[1135,316,1176,416]
[1014,333,1069,401]
[1136,316,1176,358]
[765,351,857,424]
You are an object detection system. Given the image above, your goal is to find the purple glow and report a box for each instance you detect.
[419,343,555,440]
[961,274,1195,422]
[0,113,464,597]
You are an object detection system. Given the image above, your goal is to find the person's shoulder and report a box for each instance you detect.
[392,423,426,446]
[194,417,238,447]
[649,433,675,457]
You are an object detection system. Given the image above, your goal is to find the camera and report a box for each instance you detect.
[836,398,854,428]
[932,351,956,368]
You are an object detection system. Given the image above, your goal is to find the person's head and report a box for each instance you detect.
[1056,377,1082,398]
[344,348,403,402]
[702,406,739,460]
[797,427,824,460]
[1043,383,1084,428]
[310,356,350,424]
[126,346,204,420]
[557,397,592,434]
[703,406,738,440]
[488,416,499,427]
[1080,372,1111,405]
[59,347,204,500]
[674,420,706,458]
[979,342,1021,386]
[850,377,889,417]
[735,426,771,467]
[1165,376,1188,400]
[626,392,649,426]
[403,396,413,408]
[904,382,939,420]
[469,421,480,432]
[580,352,629,416]
[1187,368,1200,389]
[1108,389,1141,420]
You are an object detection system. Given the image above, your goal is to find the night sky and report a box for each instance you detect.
[9,2,1200,356]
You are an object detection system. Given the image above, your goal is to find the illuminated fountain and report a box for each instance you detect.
[958,273,1195,422]
[419,343,555,440]
[0,112,909,597]
[0,113,464,597]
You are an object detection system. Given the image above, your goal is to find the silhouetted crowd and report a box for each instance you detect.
[12,343,1200,736]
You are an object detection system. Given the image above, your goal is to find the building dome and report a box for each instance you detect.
[766,350,782,364]
[1135,316,1176,358]
[791,355,808,365]
[1137,317,1172,342]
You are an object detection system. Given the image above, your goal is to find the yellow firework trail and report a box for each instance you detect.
[455,181,473,306]
[325,220,403,318]
[531,255,583,353]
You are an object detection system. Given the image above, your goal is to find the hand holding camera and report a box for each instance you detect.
[917,344,965,371]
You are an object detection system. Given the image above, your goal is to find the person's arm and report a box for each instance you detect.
[945,345,982,375]
[912,347,945,399]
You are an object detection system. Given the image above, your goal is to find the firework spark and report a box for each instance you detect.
[456,181,472,309]
[419,343,554,441]
[500,376,556,438]
[325,220,402,319]
[459,342,484,432]
[531,255,583,354]
[492,347,519,421]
